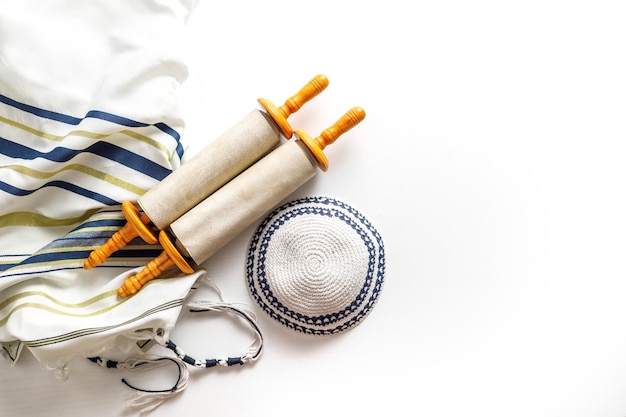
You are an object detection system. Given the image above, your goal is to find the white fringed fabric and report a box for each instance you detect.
[0,2,264,411]
[0,0,197,369]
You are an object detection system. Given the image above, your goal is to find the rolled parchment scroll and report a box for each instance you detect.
[117,107,366,298]
[84,75,328,269]
[138,109,281,230]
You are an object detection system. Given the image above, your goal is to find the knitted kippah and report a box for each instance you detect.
[246,196,385,335]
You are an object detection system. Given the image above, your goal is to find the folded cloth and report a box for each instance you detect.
[0,0,198,371]
[0,2,268,412]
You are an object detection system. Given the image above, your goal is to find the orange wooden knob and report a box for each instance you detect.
[296,106,366,171]
[258,74,329,139]
[117,251,174,298]
[84,201,157,269]
[117,230,194,298]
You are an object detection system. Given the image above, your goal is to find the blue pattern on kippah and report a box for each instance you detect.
[246,196,385,335]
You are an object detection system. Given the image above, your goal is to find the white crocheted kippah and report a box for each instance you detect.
[246,196,385,335]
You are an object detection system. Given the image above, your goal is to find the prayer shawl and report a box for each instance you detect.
[0,0,203,385]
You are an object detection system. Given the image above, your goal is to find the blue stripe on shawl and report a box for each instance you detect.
[0,137,171,180]
[0,180,119,205]
[0,93,184,159]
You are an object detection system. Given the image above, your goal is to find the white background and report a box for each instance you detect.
[3,1,626,416]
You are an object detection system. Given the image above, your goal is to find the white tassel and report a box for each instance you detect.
[185,300,264,363]
[44,359,71,381]
[117,356,189,414]
[185,277,264,364]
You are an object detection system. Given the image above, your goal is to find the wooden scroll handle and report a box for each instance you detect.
[117,230,194,298]
[84,201,157,269]
[258,74,329,139]
[297,106,366,171]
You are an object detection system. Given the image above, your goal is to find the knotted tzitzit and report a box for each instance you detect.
[246,196,385,335]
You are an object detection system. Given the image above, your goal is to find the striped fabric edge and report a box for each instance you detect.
[22,298,185,348]
[0,268,205,358]
[0,207,163,275]
[0,163,148,197]
[0,293,186,361]
[0,94,184,160]
[0,113,174,161]
[0,94,194,364]
[0,137,172,182]
[0,93,186,229]
[0,207,99,230]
